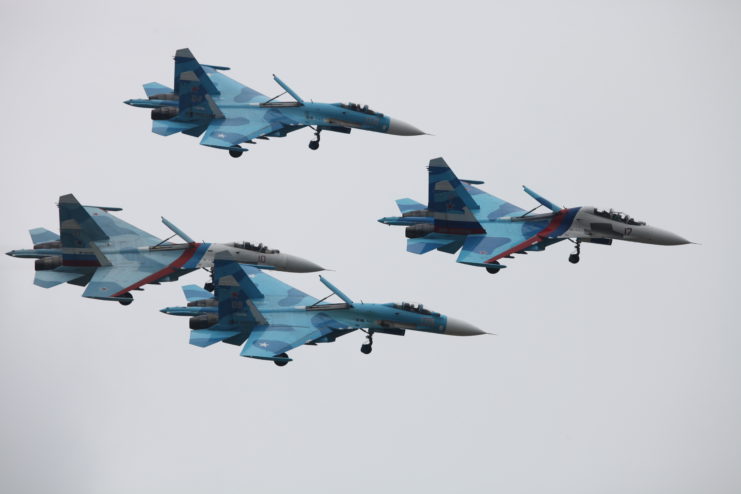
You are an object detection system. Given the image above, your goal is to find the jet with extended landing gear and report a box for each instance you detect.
[6,194,323,305]
[160,261,486,366]
[125,48,425,158]
[378,157,691,274]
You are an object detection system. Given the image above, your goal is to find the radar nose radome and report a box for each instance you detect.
[386,118,426,136]
[445,317,487,336]
[283,254,324,273]
[634,226,691,246]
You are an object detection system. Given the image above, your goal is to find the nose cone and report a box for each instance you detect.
[282,254,324,273]
[633,226,691,246]
[445,316,487,336]
[386,118,425,136]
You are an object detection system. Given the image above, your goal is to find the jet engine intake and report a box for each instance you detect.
[189,314,218,330]
[34,255,62,271]
[405,223,434,239]
[151,107,178,120]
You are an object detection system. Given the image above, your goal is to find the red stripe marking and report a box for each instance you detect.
[484,210,568,264]
[112,243,201,297]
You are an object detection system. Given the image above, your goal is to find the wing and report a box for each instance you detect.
[238,264,318,308]
[239,308,360,362]
[462,182,527,221]
[239,321,332,362]
[407,236,463,255]
[456,217,562,266]
[58,194,161,249]
[202,66,269,104]
[199,116,298,150]
[81,248,195,300]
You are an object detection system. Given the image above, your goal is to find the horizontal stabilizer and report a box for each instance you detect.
[143,82,173,97]
[189,329,244,348]
[34,270,84,288]
[152,120,202,136]
[182,284,213,303]
[396,198,425,214]
[407,237,459,255]
[29,227,59,245]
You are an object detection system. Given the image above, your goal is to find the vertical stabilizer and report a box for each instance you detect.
[173,48,224,122]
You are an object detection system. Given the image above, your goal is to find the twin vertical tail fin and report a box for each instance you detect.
[173,48,224,122]
[426,157,485,234]
[187,261,266,348]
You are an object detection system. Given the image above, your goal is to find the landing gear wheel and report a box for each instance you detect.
[308,128,321,150]
[118,293,133,306]
[229,146,243,158]
[569,239,582,264]
[360,330,374,355]
[274,353,289,367]
[204,282,215,292]
[486,261,501,274]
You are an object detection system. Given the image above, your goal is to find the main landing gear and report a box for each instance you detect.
[569,239,581,264]
[118,292,133,306]
[274,352,289,367]
[308,128,321,150]
[229,146,244,158]
[486,261,502,274]
[360,330,374,354]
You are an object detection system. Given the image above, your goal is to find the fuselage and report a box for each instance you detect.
[162,300,484,337]
[380,205,689,247]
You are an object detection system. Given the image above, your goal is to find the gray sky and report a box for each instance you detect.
[1,1,739,493]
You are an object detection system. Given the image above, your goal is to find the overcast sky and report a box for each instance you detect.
[1,1,739,493]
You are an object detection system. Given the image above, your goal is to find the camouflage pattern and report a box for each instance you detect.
[378,157,690,273]
[6,194,322,305]
[125,48,424,157]
[160,261,486,365]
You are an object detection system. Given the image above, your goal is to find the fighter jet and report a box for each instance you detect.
[125,48,425,157]
[378,157,691,274]
[6,194,323,305]
[160,261,486,365]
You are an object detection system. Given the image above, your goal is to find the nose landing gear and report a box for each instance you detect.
[569,239,581,264]
[360,330,374,354]
[308,128,321,150]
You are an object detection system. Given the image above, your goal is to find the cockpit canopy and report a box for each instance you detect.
[393,302,437,316]
[338,102,383,116]
[230,241,279,254]
[592,208,645,226]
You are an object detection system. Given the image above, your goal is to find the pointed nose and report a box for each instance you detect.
[632,226,691,246]
[445,316,487,336]
[282,254,324,273]
[386,118,425,136]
